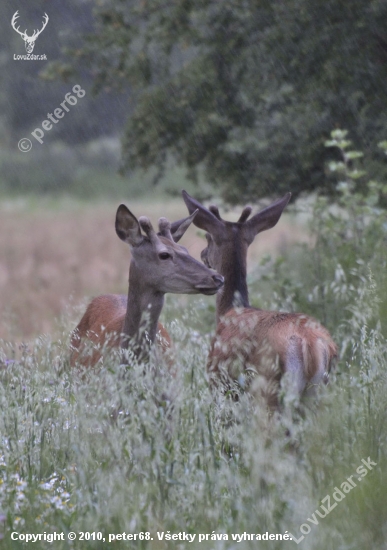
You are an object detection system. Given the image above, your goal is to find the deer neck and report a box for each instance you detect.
[122,262,165,361]
[216,232,249,322]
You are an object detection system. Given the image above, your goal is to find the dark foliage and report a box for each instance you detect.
[74,0,387,202]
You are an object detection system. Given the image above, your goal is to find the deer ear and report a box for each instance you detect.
[243,193,291,244]
[168,210,198,242]
[115,204,144,246]
[182,190,223,237]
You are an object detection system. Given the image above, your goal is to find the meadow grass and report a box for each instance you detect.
[1,184,387,549]
[0,288,386,549]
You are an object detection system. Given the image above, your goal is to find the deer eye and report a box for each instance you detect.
[158,252,171,260]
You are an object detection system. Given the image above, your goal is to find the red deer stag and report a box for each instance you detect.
[71,205,224,367]
[182,191,337,408]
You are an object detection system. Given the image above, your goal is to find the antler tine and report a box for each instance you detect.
[11,11,24,36]
[209,205,222,220]
[238,206,253,223]
[34,13,49,37]
[138,216,158,241]
[158,217,174,241]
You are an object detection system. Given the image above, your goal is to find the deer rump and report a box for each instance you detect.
[208,307,337,408]
[70,294,172,368]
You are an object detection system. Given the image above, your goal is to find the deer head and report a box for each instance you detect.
[11,11,49,54]
[115,205,224,296]
[182,190,291,274]
[182,190,291,319]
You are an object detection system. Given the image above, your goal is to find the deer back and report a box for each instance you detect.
[208,308,337,406]
[181,191,337,406]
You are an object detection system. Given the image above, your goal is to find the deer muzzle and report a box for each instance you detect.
[195,274,224,295]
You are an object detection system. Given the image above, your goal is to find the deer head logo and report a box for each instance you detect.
[11,11,49,54]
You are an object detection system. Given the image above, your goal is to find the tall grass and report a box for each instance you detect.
[0,288,386,549]
[1,131,386,548]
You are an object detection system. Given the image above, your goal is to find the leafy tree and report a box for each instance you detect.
[0,0,126,145]
[75,0,387,202]
[251,130,387,349]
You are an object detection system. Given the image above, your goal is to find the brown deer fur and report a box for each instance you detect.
[182,191,337,408]
[70,294,172,368]
[71,206,223,367]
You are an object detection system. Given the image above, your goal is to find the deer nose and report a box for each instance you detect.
[212,274,224,287]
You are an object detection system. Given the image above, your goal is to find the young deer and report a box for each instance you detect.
[71,205,224,367]
[182,191,337,408]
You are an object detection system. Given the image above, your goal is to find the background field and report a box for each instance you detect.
[0,193,306,341]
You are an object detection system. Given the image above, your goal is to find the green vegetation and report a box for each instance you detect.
[1,131,387,548]
[1,0,386,541]
[2,1,387,203]
[71,0,387,203]
[0,143,202,200]
[0,298,386,549]
[249,130,387,347]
